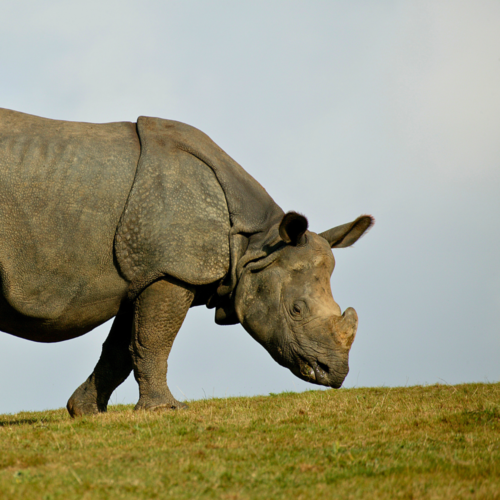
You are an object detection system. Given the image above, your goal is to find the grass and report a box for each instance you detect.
[0,383,499,499]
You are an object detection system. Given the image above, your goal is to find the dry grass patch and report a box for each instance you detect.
[0,383,499,499]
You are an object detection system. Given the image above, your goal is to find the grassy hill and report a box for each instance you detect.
[0,382,499,499]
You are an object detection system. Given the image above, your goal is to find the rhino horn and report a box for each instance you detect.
[320,215,374,248]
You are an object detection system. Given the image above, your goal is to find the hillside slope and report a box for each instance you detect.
[1,383,499,499]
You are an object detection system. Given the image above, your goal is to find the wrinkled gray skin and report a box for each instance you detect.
[0,108,373,416]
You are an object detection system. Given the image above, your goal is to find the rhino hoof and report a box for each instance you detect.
[67,398,100,418]
[134,400,188,412]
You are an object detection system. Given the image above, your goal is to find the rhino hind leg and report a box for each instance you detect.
[131,278,194,411]
[67,306,134,417]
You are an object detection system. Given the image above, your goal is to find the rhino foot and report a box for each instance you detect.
[67,380,108,417]
[67,397,100,417]
[134,394,188,412]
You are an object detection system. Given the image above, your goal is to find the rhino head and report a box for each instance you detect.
[233,212,374,389]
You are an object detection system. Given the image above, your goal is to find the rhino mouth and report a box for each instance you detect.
[297,356,341,387]
[291,348,349,389]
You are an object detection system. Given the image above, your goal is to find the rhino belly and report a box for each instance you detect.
[0,270,128,342]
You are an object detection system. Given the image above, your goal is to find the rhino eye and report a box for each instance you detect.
[289,300,307,319]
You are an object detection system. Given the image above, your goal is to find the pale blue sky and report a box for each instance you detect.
[1,1,499,413]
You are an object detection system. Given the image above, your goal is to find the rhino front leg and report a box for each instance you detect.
[67,305,134,417]
[131,278,194,411]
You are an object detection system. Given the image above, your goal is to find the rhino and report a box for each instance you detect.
[0,108,373,416]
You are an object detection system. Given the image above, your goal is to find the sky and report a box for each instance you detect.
[0,0,499,414]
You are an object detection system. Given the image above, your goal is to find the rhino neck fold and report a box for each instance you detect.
[210,222,286,325]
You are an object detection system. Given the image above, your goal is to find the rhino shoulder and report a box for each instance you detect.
[115,122,231,295]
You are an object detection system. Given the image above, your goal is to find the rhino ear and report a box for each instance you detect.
[279,212,309,246]
[320,215,374,248]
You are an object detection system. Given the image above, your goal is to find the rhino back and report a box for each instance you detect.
[0,108,139,325]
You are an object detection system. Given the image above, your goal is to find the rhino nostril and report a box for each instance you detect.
[317,361,330,374]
